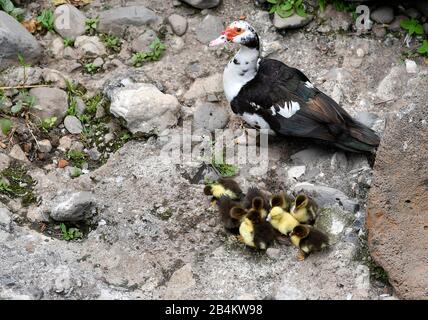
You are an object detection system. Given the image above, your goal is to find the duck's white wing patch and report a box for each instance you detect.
[241,112,275,135]
[274,101,300,118]
[304,81,314,88]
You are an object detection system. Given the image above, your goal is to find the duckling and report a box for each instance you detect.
[266,205,300,236]
[217,195,242,234]
[270,192,294,212]
[290,225,329,261]
[290,193,318,225]
[246,197,275,250]
[204,178,244,205]
[230,206,254,248]
[242,187,270,218]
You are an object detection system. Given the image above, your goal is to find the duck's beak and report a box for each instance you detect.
[209,34,227,47]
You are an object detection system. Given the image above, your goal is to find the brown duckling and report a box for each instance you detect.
[290,225,329,261]
[242,187,270,218]
[204,178,244,205]
[217,195,242,234]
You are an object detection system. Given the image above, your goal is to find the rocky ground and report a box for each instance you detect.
[0,0,427,299]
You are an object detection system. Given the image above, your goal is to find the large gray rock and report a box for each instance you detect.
[109,83,180,135]
[74,36,106,58]
[0,12,42,70]
[168,14,188,36]
[64,116,83,134]
[97,6,161,37]
[29,88,68,124]
[273,12,313,30]
[180,0,221,9]
[50,191,96,222]
[184,73,223,100]
[196,15,224,44]
[0,67,42,87]
[54,4,86,40]
[193,102,229,132]
[370,6,394,24]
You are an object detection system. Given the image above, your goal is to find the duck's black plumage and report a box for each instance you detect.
[231,58,380,153]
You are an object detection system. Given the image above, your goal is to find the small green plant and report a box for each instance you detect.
[0,118,12,135]
[101,34,121,52]
[211,154,239,177]
[84,63,100,75]
[10,91,35,114]
[67,150,87,168]
[267,0,307,18]
[131,38,166,67]
[417,40,428,56]
[37,9,55,32]
[0,179,13,193]
[400,18,424,37]
[85,17,99,35]
[0,0,24,21]
[63,37,74,47]
[67,98,78,116]
[40,116,57,133]
[318,0,327,11]
[65,80,84,97]
[331,0,356,13]
[78,113,91,125]
[60,223,83,241]
[85,93,102,114]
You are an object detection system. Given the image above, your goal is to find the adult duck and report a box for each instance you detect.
[209,20,380,153]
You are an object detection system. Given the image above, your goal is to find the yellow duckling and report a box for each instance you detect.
[204,178,244,205]
[290,193,318,225]
[267,194,300,236]
[230,206,255,247]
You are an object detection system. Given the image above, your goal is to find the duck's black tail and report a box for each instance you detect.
[334,120,380,153]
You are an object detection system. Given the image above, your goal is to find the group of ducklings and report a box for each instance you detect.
[204,178,329,261]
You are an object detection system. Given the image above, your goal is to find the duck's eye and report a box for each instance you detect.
[237,28,242,32]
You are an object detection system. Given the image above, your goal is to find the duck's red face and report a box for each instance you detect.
[209,21,253,47]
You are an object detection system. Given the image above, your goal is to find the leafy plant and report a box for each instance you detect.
[131,38,166,67]
[85,17,99,35]
[318,0,327,12]
[60,223,83,241]
[10,91,35,114]
[400,18,424,36]
[67,98,78,116]
[0,165,37,206]
[267,0,307,18]
[37,9,55,32]
[0,0,24,21]
[0,118,12,135]
[84,63,100,75]
[40,117,57,133]
[63,37,74,47]
[417,40,428,56]
[85,93,102,114]
[331,0,356,13]
[101,34,121,52]
[67,150,87,168]
[0,179,12,193]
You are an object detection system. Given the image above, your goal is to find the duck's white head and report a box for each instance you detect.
[209,20,259,49]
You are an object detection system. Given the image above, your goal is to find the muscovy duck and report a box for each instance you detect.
[209,20,380,153]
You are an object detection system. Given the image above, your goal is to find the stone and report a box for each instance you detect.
[184,73,223,100]
[370,6,394,24]
[64,116,83,134]
[287,165,306,180]
[0,153,10,171]
[405,59,418,74]
[0,67,42,87]
[193,102,229,132]
[416,3,428,18]
[54,4,86,40]
[42,68,69,89]
[70,141,84,152]
[38,140,52,153]
[29,88,68,124]
[164,264,196,299]
[180,0,220,9]
[50,37,65,58]
[0,205,11,232]
[405,8,421,19]
[9,145,29,163]
[273,12,313,30]
[74,36,106,58]
[0,11,42,70]
[376,66,408,101]
[87,148,101,161]
[58,136,72,152]
[97,6,161,37]
[372,25,386,38]
[290,147,330,166]
[168,14,188,36]
[196,15,224,44]
[355,112,379,128]
[318,5,352,32]
[53,265,72,293]
[50,191,96,222]
[367,78,428,299]
[75,97,86,115]
[109,83,180,135]
[131,29,157,53]
[293,182,360,213]
[388,15,407,32]
[95,105,106,119]
[93,57,104,68]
